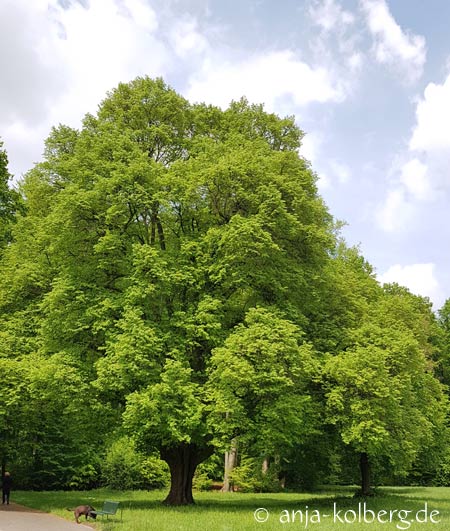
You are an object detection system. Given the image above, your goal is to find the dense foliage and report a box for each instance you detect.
[0,78,448,503]
[0,140,23,250]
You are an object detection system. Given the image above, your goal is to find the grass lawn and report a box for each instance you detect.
[12,486,448,530]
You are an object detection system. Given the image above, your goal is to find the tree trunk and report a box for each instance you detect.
[222,438,238,492]
[150,202,166,251]
[161,443,213,505]
[156,219,166,250]
[360,452,371,496]
[261,456,269,475]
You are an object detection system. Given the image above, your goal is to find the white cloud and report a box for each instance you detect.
[299,135,351,190]
[329,159,351,184]
[168,17,208,58]
[376,188,414,233]
[376,68,450,235]
[0,0,66,126]
[316,173,332,190]
[3,121,52,177]
[308,0,363,78]
[121,0,158,31]
[186,50,345,110]
[378,263,440,305]
[309,0,355,32]
[55,0,167,120]
[409,74,450,153]
[399,158,433,201]
[299,131,322,165]
[360,0,426,82]
[347,52,364,71]
[298,133,332,190]
[375,156,433,234]
[379,72,450,221]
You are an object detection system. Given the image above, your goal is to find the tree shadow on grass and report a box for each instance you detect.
[121,489,448,518]
[122,494,356,513]
[379,490,450,510]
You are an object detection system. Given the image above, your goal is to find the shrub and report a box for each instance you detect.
[101,436,169,489]
[140,455,170,489]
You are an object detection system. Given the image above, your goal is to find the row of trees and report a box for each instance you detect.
[0,77,449,504]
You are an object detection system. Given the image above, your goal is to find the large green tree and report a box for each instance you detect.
[1,77,336,503]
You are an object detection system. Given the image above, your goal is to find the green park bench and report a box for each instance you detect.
[93,500,122,521]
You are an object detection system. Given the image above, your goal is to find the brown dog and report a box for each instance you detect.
[67,505,97,524]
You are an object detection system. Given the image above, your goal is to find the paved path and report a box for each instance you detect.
[0,503,93,530]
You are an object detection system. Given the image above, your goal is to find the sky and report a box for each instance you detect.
[1,0,450,308]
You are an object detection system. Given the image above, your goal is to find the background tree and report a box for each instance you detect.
[436,298,450,384]
[324,285,447,495]
[206,308,321,487]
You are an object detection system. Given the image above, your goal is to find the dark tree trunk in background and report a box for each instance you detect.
[360,452,371,496]
[161,443,214,505]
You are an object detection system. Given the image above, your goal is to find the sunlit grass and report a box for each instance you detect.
[13,486,449,530]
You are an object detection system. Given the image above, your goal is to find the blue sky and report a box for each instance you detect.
[2,0,450,307]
